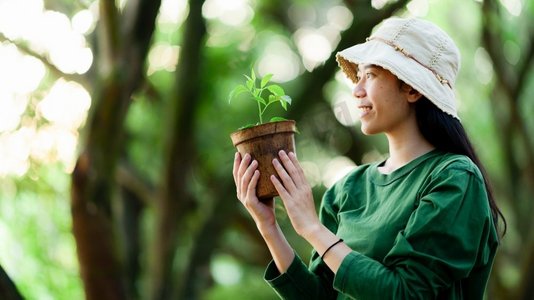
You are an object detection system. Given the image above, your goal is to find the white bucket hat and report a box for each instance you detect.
[336,17,461,119]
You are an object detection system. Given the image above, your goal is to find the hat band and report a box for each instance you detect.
[367,37,452,89]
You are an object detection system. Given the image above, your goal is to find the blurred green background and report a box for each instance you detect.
[0,0,532,299]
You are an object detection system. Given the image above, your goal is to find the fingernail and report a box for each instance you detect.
[244,153,250,160]
[279,150,286,156]
[272,158,279,165]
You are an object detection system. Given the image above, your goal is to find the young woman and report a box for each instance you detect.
[232,17,505,299]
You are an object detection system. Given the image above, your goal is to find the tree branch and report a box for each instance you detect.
[515,28,534,100]
[481,0,519,100]
[116,161,155,206]
[0,31,89,88]
[0,265,23,300]
[98,0,121,63]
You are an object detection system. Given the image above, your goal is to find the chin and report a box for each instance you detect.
[360,123,378,135]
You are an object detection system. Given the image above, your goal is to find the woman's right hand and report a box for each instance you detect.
[233,152,276,231]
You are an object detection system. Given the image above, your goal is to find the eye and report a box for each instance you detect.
[365,71,374,79]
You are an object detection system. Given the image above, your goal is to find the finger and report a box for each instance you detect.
[286,151,306,184]
[240,159,258,199]
[232,152,241,184]
[234,153,246,198]
[278,150,301,183]
[237,153,252,183]
[270,174,291,201]
[240,159,257,197]
[272,158,297,191]
[246,170,260,201]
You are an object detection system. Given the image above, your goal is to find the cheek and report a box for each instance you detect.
[369,82,394,99]
[374,91,412,123]
[381,88,408,108]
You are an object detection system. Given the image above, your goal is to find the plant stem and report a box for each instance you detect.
[260,103,272,121]
[257,99,263,124]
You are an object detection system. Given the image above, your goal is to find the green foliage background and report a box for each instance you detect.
[0,0,532,299]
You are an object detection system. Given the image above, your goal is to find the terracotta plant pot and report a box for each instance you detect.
[230,120,297,201]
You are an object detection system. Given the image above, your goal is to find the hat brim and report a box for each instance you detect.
[336,39,458,119]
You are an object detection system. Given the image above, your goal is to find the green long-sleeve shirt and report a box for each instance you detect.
[264,150,499,299]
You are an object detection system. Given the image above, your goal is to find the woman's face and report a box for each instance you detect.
[353,64,418,135]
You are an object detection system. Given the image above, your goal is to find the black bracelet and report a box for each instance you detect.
[321,238,343,260]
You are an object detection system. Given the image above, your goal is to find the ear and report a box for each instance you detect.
[407,88,422,103]
[401,84,422,103]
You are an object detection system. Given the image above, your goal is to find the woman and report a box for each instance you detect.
[232,17,505,299]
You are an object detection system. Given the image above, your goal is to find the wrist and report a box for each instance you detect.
[258,222,281,239]
[300,222,326,241]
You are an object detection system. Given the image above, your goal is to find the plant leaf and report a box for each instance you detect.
[280,97,288,110]
[261,74,273,88]
[269,117,288,122]
[228,84,249,103]
[254,95,266,105]
[281,95,292,105]
[239,123,257,130]
[251,68,256,81]
[266,84,285,96]
[246,78,254,90]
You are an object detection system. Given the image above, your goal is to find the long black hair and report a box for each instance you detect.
[415,96,506,238]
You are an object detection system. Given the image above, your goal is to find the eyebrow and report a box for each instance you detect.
[359,64,380,71]
[357,64,381,74]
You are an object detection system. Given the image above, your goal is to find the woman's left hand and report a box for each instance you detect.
[270,150,321,239]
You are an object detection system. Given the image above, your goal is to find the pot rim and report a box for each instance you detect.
[230,120,296,146]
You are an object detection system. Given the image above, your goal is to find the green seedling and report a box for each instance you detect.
[228,68,292,129]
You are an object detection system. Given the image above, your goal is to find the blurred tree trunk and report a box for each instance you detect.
[176,173,239,300]
[481,0,534,299]
[149,0,207,299]
[71,0,161,299]
[0,265,23,300]
[118,164,147,300]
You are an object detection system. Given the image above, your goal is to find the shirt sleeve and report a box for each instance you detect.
[264,253,337,299]
[263,181,343,299]
[333,161,497,299]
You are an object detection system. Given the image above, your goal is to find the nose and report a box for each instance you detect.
[352,81,366,99]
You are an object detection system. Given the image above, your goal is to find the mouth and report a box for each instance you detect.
[358,104,373,113]
[358,104,373,118]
